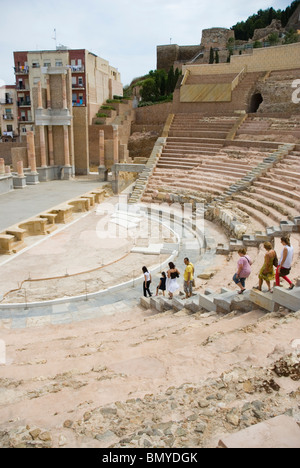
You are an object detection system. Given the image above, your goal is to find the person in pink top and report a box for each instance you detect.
[233,248,252,294]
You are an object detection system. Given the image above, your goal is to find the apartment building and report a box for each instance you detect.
[13,48,123,174]
[0,85,18,140]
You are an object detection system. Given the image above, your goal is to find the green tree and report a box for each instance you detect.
[268,32,280,45]
[215,50,219,63]
[283,28,299,44]
[166,66,175,94]
[140,78,157,102]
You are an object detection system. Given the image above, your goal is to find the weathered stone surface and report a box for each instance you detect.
[218,415,300,448]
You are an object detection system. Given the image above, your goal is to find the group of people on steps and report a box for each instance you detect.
[142,236,295,299]
[142,258,194,299]
[233,236,295,294]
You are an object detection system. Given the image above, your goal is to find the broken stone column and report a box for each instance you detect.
[13,160,26,189]
[17,160,24,177]
[98,129,108,181]
[0,158,5,176]
[26,131,39,185]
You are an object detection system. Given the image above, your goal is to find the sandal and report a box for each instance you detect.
[289,284,295,290]
[238,289,246,295]
[252,286,261,291]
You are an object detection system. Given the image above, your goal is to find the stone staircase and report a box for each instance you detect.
[141,285,300,315]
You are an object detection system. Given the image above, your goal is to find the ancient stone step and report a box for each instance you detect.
[218,415,300,449]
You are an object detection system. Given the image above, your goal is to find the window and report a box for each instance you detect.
[32,62,40,68]
[72,77,76,85]
[7,125,13,132]
[78,77,83,86]
[55,61,63,67]
[44,62,51,67]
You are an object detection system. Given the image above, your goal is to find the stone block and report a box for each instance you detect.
[13,176,26,189]
[273,286,300,312]
[280,220,295,232]
[243,235,259,247]
[230,290,257,312]
[172,297,186,312]
[204,288,215,296]
[69,198,90,212]
[249,289,278,312]
[150,296,163,312]
[198,293,217,312]
[25,172,39,185]
[0,234,16,254]
[218,415,300,448]
[216,243,230,255]
[213,291,237,313]
[140,297,151,309]
[266,226,282,238]
[229,240,244,251]
[184,296,202,313]
[19,218,48,236]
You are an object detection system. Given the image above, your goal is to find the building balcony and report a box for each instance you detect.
[35,108,72,126]
[19,116,33,123]
[70,65,85,73]
[0,98,14,105]
[42,66,69,75]
[14,66,29,74]
[16,84,30,91]
[72,84,85,90]
[17,100,31,107]
[2,114,14,120]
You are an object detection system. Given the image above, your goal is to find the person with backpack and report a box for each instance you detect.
[233,248,252,294]
[254,242,277,293]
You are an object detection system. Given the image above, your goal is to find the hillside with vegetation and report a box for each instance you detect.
[232,0,300,40]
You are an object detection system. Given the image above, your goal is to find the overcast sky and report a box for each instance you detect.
[0,0,291,87]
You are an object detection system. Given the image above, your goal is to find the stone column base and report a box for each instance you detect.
[98,165,108,182]
[62,166,73,180]
[26,172,39,185]
[38,166,59,182]
[13,176,27,189]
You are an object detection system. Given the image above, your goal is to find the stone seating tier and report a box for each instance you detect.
[185,73,238,85]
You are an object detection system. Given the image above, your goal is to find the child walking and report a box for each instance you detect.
[156,272,167,296]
